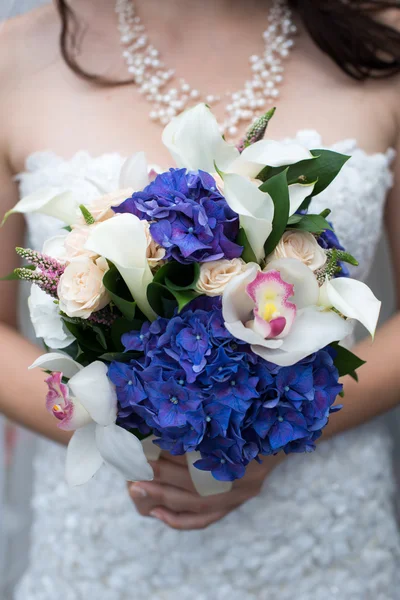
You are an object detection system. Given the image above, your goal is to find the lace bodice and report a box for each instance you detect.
[15,133,400,600]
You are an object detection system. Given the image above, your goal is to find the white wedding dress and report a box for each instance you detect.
[14,132,400,600]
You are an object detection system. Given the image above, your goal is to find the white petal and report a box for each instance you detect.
[96,423,154,482]
[65,424,103,486]
[288,182,316,216]
[322,277,381,337]
[265,258,320,308]
[68,362,117,426]
[141,435,162,461]
[42,233,69,263]
[162,104,239,172]
[222,263,260,324]
[2,188,80,226]
[29,352,82,378]
[186,452,233,496]
[225,320,283,349]
[252,306,353,366]
[85,213,156,320]
[223,173,274,261]
[231,140,314,177]
[28,285,75,349]
[119,152,150,190]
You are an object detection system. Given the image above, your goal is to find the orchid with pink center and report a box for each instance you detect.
[222,258,357,367]
[31,353,153,486]
[246,270,296,340]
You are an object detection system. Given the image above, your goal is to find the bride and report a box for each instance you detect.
[1,0,400,598]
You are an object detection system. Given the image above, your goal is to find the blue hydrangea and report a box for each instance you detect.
[110,299,343,482]
[113,168,243,264]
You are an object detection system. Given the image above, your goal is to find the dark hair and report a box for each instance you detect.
[55,0,400,84]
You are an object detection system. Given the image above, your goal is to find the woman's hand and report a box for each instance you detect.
[128,451,285,531]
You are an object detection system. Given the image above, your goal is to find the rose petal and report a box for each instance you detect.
[96,423,154,482]
[65,424,103,486]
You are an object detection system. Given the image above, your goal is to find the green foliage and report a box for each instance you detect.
[0,265,36,281]
[103,268,136,321]
[79,205,95,225]
[150,262,201,314]
[331,342,366,382]
[236,228,257,263]
[289,213,333,235]
[260,170,290,257]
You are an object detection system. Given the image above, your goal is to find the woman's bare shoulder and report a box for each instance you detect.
[0,5,59,90]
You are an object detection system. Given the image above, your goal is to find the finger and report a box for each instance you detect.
[150,507,228,531]
[150,458,196,493]
[129,481,210,514]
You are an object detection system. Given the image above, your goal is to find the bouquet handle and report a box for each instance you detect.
[141,436,232,497]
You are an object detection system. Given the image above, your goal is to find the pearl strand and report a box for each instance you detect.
[115,0,296,139]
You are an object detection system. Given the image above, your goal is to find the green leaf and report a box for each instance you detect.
[290,214,333,234]
[319,208,331,219]
[0,265,36,281]
[110,317,143,351]
[79,204,95,225]
[236,228,257,263]
[62,320,104,354]
[258,150,350,199]
[331,343,366,381]
[287,214,303,225]
[154,262,200,291]
[260,170,290,257]
[168,288,199,312]
[147,282,177,318]
[92,325,108,350]
[103,268,136,321]
[99,351,138,363]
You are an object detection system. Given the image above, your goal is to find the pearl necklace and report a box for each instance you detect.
[115,0,296,139]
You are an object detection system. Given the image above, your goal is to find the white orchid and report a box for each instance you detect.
[28,284,75,349]
[163,103,316,260]
[84,213,156,321]
[222,257,380,367]
[30,353,153,486]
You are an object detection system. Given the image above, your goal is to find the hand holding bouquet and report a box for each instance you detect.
[3,105,380,494]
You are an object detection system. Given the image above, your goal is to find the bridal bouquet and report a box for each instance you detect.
[3,104,380,494]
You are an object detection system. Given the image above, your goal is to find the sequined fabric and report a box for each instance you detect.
[15,135,400,599]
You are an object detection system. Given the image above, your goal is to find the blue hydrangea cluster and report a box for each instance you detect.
[108,298,343,482]
[113,168,242,264]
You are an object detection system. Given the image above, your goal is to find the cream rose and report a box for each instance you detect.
[196,258,248,297]
[84,188,134,223]
[141,221,166,268]
[64,225,99,260]
[267,231,327,272]
[58,256,110,319]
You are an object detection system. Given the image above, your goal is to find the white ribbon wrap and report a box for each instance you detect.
[141,436,233,497]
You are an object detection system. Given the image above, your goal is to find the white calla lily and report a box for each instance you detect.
[222,173,274,261]
[161,104,316,260]
[319,277,381,338]
[119,151,150,190]
[222,258,355,366]
[42,232,69,262]
[30,353,153,486]
[162,103,240,173]
[2,188,80,226]
[85,213,156,321]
